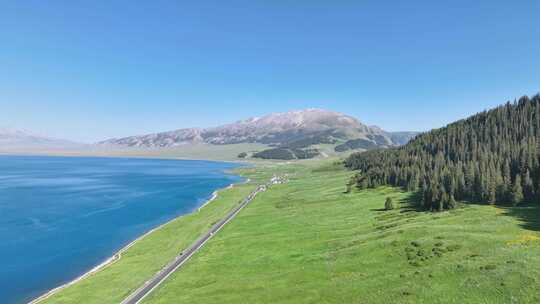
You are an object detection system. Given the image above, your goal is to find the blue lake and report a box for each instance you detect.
[0,155,242,304]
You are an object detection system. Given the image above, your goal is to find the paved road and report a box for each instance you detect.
[121,183,268,304]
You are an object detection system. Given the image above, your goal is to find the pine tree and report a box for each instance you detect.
[488,180,497,205]
[385,197,395,210]
[448,194,458,209]
[511,175,524,206]
[523,169,534,201]
[437,184,447,211]
[431,184,440,211]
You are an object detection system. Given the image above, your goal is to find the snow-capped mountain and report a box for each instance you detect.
[99,109,416,149]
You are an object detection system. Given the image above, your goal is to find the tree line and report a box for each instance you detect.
[345,95,540,211]
[253,147,320,160]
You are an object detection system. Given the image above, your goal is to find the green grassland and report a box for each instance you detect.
[87,143,270,161]
[40,159,540,303]
[144,160,540,304]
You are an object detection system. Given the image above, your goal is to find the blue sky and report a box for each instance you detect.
[1,1,540,142]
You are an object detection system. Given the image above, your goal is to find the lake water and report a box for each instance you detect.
[0,155,242,304]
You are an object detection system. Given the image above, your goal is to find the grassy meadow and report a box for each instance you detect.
[39,159,540,303]
[144,160,540,304]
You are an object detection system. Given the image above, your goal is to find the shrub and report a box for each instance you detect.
[446,244,462,252]
[409,261,421,267]
[404,247,415,253]
[480,264,497,271]
[385,197,395,210]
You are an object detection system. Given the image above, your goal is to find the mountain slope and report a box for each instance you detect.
[345,94,540,210]
[99,109,416,153]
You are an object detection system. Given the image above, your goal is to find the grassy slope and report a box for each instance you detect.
[142,160,540,304]
[40,174,268,304]
[88,143,270,161]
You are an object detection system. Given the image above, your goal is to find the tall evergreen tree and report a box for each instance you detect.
[523,169,534,201]
[511,175,524,206]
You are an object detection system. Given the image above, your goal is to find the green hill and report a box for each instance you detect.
[345,95,540,210]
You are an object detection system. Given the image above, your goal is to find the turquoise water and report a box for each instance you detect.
[0,155,242,304]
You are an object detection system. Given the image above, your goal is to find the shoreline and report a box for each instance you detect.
[0,151,253,165]
[196,179,251,212]
[29,177,249,304]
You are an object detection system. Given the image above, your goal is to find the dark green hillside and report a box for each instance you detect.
[345,95,540,210]
[253,147,320,160]
[335,138,379,152]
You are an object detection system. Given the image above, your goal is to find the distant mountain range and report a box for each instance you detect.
[99,109,418,154]
[2,110,418,159]
[0,128,83,151]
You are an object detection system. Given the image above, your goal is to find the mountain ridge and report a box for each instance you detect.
[99,109,416,150]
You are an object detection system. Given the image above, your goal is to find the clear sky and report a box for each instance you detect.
[2,1,540,142]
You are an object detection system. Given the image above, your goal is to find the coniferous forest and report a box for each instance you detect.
[345,95,540,211]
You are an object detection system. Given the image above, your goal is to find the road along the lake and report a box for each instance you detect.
[121,180,276,304]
